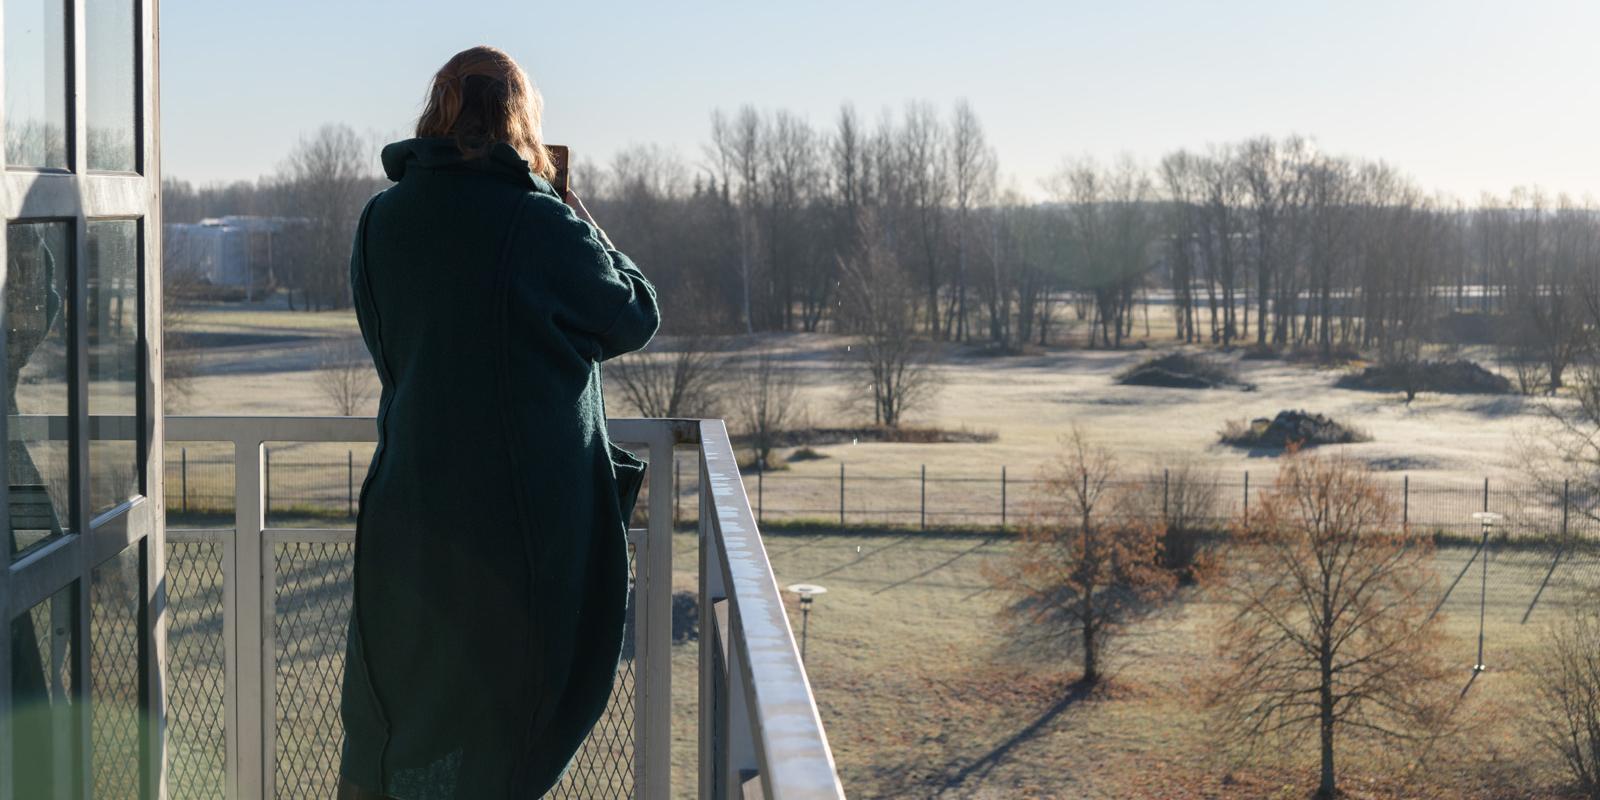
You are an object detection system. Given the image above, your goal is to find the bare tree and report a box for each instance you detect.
[1522,365,1600,526]
[947,99,995,341]
[1207,453,1450,800]
[1530,601,1600,799]
[837,215,940,428]
[733,349,802,468]
[315,339,378,416]
[161,252,204,413]
[275,124,379,311]
[984,430,1177,685]
[607,336,725,419]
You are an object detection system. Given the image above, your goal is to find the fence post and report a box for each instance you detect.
[264,447,272,519]
[1162,468,1170,522]
[839,463,846,527]
[347,450,355,519]
[757,460,763,523]
[181,447,188,515]
[1483,476,1489,514]
[674,456,681,526]
[1243,471,1250,525]
[1001,466,1008,530]
[1562,479,1570,543]
[920,465,926,531]
[1403,474,1409,528]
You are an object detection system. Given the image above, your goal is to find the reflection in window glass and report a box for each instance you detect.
[89,220,141,516]
[92,541,147,796]
[86,0,138,171]
[8,221,72,561]
[10,582,80,797]
[3,0,69,169]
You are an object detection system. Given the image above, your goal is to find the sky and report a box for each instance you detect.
[161,0,1600,203]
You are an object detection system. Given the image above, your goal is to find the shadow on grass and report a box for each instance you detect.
[890,678,1097,797]
[871,536,998,596]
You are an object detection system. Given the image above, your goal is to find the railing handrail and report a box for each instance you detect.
[152,414,843,799]
[697,419,846,799]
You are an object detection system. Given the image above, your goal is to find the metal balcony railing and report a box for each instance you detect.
[147,416,842,799]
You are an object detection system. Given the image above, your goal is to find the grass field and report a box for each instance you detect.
[159,300,1600,798]
[162,526,1596,798]
[743,528,1598,799]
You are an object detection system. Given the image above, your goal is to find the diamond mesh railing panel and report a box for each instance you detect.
[273,540,355,800]
[548,543,638,799]
[166,538,228,800]
[90,543,145,799]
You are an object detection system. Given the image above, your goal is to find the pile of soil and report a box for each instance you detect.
[1116,353,1253,390]
[1335,360,1511,395]
[1222,410,1369,449]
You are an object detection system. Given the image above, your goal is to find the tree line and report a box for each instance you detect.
[162,106,1600,379]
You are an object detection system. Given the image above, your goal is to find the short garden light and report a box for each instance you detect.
[785,583,828,663]
[1470,511,1502,673]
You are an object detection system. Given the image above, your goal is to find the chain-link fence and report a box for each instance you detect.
[746,464,1600,542]
[165,448,1600,543]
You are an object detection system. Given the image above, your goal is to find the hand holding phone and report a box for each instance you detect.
[548,144,570,197]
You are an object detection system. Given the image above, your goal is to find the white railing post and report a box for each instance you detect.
[700,467,726,800]
[631,427,675,800]
[234,435,266,800]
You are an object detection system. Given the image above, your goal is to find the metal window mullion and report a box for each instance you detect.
[139,0,166,789]
[0,160,12,800]
[71,176,93,800]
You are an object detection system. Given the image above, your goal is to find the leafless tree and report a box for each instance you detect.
[607,336,725,419]
[161,252,204,413]
[898,101,951,338]
[1530,600,1600,799]
[947,99,996,341]
[315,339,378,416]
[733,349,802,468]
[1047,156,1156,348]
[275,124,379,311]
[837,214,940,427]
[1207,453,1451,800]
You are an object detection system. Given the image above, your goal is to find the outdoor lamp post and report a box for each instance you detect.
[785,583,828,663]
[1469,511,1502,673]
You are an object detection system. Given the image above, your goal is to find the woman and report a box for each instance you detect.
[338,46,659,799]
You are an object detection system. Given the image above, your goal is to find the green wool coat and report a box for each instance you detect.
[339,137,660,799]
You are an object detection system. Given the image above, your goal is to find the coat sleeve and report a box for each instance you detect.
[534,199,661,361]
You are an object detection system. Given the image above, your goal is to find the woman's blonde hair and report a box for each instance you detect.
[416,46,556,180]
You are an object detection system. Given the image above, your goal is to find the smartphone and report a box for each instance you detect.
[548,144,570,197]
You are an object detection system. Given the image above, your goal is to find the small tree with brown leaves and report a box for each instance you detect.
[986,431,1177,685]
[1208,453,1449,800]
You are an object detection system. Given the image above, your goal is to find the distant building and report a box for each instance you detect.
[164,216,303,299]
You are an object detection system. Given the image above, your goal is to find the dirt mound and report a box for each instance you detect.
[1116,353,1252,390]
[1335,360,1510,395]
[1221,410,1369,449]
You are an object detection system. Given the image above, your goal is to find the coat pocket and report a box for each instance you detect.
[608,442,647,523]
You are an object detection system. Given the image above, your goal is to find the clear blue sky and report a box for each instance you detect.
[161,0,1600,202]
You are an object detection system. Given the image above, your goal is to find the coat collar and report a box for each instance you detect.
[381,137,557,196]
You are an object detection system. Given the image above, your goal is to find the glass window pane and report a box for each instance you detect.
[92,541,147,797]
[9,582,80,797]
[8,221,73,562]
[3,0,69,169]
[89,220,141,517]
[86,0,137,171]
